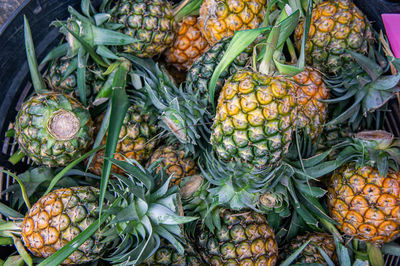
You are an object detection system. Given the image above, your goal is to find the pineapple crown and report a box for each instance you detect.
[336,130,400,177]
[124,57,210,156]
[264,132,340,242]
[325,44,400,130]
[98,158,198,265]
[42,1,138,106]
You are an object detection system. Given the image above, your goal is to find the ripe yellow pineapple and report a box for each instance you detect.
[165,16,210,71]
[21,187,103,264]
[211,70,297,168]
[147,144,198,186]
[328,163,400,243]
[291,67,329,139]
[199,0,268,45]
[294,0,372,74]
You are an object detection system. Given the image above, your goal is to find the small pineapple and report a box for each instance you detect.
[88,106,159,176]
[211,70,297,168]
[294,0,372,74]
[165,16,210,71]
[15,93,94,167]
[292,67,329,139]
[282,232,337,264]
[196,209,278,265]
[109,0,176,58]
[46,57,105,102]
[21,187,103,264]
[199,0,268,45]
[147,144,199,186]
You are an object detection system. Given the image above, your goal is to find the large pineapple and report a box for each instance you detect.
[165,16,210,71]
[21,187,103,264]
[109,0,176,58]
[328,163,400,243]
[291,66,329,139]
[282,232,337,264]
[294,0,372,74]
[199,0,268,45]
[327,131,400,244]
[15,93,94,167]
[142,241,203,265]
[196,209,278,265]
[186,37,251,100]
[46,57,105,102]
[211,70,297,168]
[147,144,199,186]
[88,105,159,176]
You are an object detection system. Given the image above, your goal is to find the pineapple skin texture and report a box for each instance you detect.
[211,70,297,168]
[282,232,337,264]
[196,210,278,265]
[186,37,251,98]
[89,106,159,176]
[112,0,176,58]
[21,187,103,264]
[142,242,204,265]
[292,66,329,139]
[15,93,94,167]
[199,0,268,45]
[47,57,105,101]
[294,0,372,74]
[165,16,210,71]
[328,164,400,243]
[147,144,198,186]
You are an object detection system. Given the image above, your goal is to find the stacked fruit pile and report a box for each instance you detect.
[1,0,400,265]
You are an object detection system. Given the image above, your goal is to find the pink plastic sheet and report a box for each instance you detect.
[382,13,400,58]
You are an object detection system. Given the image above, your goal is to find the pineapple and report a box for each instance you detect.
[165,16,210,71]
[282,232,337,264]
[142,240,203,265]
[147,144,199,186]
[88,105,159,176]
[46,57,105,103]
[181,176,278,265]
[291,66,329,139]
[186,37,251,100]
[21,187,103,264]
[109,0,176,58]
[327,131,400,244]
[15,93,94,167]
[196,209,278,265]
[328,163,400,243]
[3,160,196,265]
[210,70,297,168]
[294,0,372,74]
[199,0,268,45]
